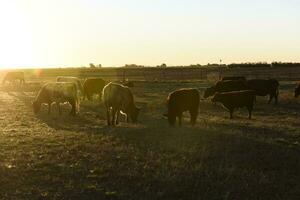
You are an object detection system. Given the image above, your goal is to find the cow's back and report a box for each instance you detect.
[39,82,77,103]
[215,80,248,92]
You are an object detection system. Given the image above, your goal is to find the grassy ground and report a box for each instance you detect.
[0,80,299,200]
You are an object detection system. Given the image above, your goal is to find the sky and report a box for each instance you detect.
[0,0,299,68]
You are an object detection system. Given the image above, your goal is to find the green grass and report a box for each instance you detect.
[0,80,299,199]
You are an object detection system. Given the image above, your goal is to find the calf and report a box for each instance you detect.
[222,76,246,81]
[246,79,279,105]
[211,90,256,119]
[295,83,300,98]
[32,82,79,116]
[166,88,200,126]
[83,78,106,101]
[56,76,83,96]
[204,80,248,98]
[102,82,140,126]
[2,71,25,85]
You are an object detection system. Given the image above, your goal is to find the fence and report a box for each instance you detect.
[2,66,300,82]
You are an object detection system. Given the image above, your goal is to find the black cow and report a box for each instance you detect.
[212,90,256,119]
[204,80,248,98]
[246,79,279,105]
[83,78,106,101]
[166,88,200,126]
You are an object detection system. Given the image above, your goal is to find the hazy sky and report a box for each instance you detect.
[0,0,299,68]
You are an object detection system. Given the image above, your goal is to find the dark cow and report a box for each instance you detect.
[221,76,246,81]
[83,78,106,101]
[295,83,300,98]
[204,80,248,98]
[166,88,200,126]
[2,71,25,85]
[102,82,140,126]
[32,82,79,116]
[212,90,256,119]
[246,79,279,105]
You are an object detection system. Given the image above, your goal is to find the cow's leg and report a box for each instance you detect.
[111,108,117,126]
[247,106,253,119]
[69,100,76,116]
[106,107,111,126]
[268,93,274,104]
[48,103,52,114]
[189,110,198,126]
[229,108,234,119]
[275,89,279,105]
[178,113,182,126]
[116,110,120,125]
[55,103,61,115]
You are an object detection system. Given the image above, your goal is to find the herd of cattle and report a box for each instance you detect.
[2,71,300,126]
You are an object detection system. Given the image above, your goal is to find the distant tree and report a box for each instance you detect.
[98,64,102,68]
[124,64,144,68]
[89,63,96,68]
[161,63,167,68]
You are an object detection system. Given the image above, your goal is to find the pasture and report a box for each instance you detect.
[0,75,299,199]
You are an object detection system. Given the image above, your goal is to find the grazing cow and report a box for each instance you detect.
[166,88,200,126]
[246,79,279,105]
[102,82,140,126]
[83,78,106,101]
[204,80,248,98]
[212,90,256,119]
[32,82,79,116]
[2,71,25,85]
[221,76,246,81]
[56,76,83,96]
[295,83,300,98]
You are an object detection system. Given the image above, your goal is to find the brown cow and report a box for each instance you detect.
[211,90,256,119]
[83,78,106,101]
[166,88,200,126]
[204,80,248,98]
[2,71,25,85]
[295,83,300,98]
[221,76,246,81]
[32,82,79,116]
[102,82,140,126]
[246,79,279,105]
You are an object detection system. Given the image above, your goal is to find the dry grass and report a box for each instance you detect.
[0,79,299,199]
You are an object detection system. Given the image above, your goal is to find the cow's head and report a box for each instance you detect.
[203,86,216,98]
[130,106,140,123]
[295,85,300,98]
[32,101,41,114]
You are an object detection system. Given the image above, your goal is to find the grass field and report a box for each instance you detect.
[0,78,299,199]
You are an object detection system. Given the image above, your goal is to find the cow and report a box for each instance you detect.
[2,71,25,85]
[295,83,300,98]
[102,82,140,126]
[32,82,79,116]
[211,90,256,119]
[204,80,248,98]
[166,88,200,126]
[83,78,106,101]
[56,76,83,96]
[246,79,279,105]
[221,76,246,81]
